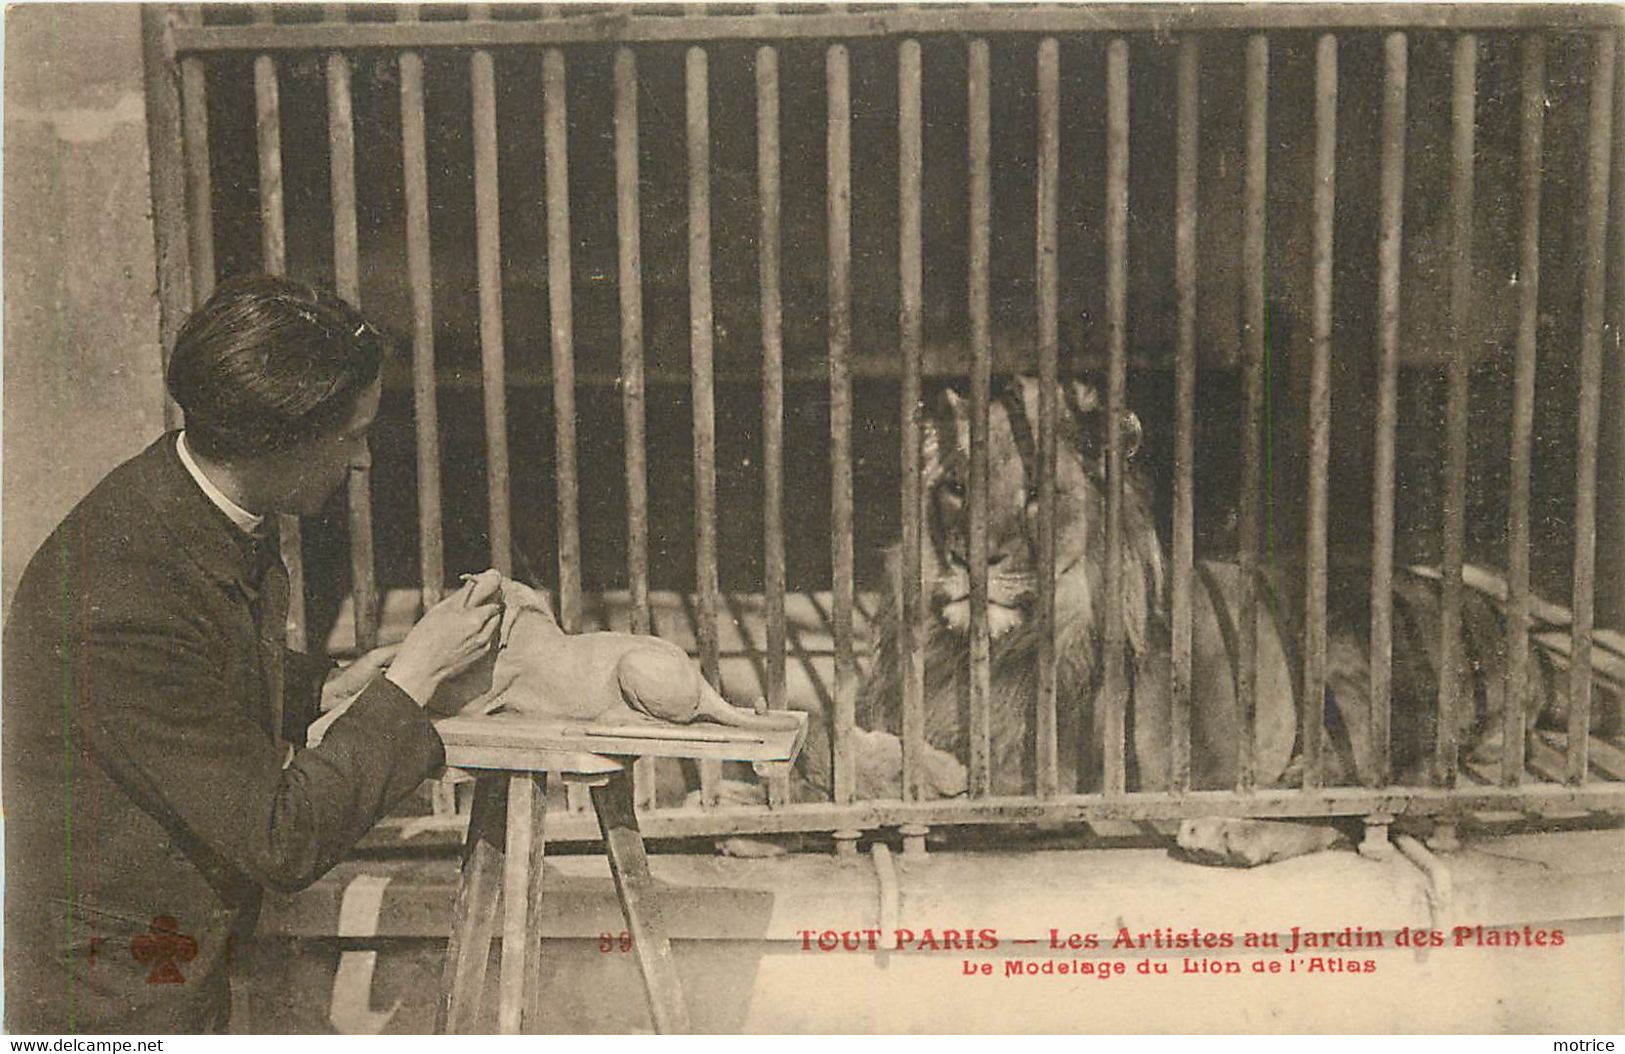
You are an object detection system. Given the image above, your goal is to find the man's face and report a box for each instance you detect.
[276,376,382,517]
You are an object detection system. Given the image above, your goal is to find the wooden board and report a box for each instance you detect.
[435,710,807,772]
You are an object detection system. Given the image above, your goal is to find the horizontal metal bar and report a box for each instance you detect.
[387,355,1220,391]
[378,783,1625,845]
[174,6,1622,53]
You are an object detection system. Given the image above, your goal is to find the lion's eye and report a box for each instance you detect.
[943,478,966,500]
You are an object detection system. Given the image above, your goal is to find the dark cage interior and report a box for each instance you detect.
[157,4,1625,829]
[191,13,1619,638]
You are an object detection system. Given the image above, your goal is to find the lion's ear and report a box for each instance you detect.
[1068,380,1101,415]
[1063,382,1140,465]
[921,412,943,482]
[1122,410,1142,461]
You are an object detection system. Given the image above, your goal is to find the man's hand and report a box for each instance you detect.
[321,643,400,713]
[307,645,401,749]
[385,570,505,706]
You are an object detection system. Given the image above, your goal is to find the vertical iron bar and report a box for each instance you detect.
[828,43,857,804]
[143,5,191,432]
[687,46,722,805]
[1438,33,1476,789]
[328,24,378,654]
[1569,30,1616,784]
[180,43,214,304]
[1301,33,1337,789]
[615,48,650,639]
[1611,25,1625,640]
[253,26,307,653]
[545,48,581,633]
[1035,36,1061,798]
[758,42,789,805]
[1613,25,1625,642]
[899,38,926,803]
[614,47,655,807]
[1238,33,1268,792]
[1172,35,1200,793]
[1102,37,1130,798]
[471,43,512,576]
[967,37,993,798]
[400,18,445,608]
[1506,33,1544,786]
[1370,31,1407,788]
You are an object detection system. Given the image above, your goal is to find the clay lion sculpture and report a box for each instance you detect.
[311,570,801,746]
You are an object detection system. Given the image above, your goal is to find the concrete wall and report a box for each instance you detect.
[3,3,168,611]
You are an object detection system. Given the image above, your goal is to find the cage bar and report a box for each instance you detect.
[179,51,213,303]
[967,36,994,798]
[1569,29,1617,784]
[384,780,1625,843]
[1171,36,1199,793]
[471,45,512,576]
[327,33,378,654]
[757,43,789,807]
[1102,37,1130,798]
[1613,25,1625,641]
[172,7,1625,55]
[614,48,650,641]
[899,37,926,803]
[1370,31,1406,787]
[1438,33,1476,789]
[400,30,446,609]
[1238,33,1268,792]
[828,43,857,805]
[544,49,582,634]
[142,6,192,431]
[1034,36,1061,798]
[687,46,722,806]
[252,38,308,654]
[1505,33,1544,786]
[1301,33,1337,789]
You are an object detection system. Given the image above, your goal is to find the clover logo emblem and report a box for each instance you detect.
[131,915,198,984]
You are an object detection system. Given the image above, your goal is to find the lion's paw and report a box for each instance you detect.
[1174,817,1346,868]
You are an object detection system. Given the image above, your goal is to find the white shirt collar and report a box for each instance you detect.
[176,431,265,536]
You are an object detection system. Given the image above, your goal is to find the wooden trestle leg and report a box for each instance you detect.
[437,775,506,1033]
[590,767,692,1034]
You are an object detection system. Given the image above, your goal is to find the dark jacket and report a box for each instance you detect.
[3,433,445,1033]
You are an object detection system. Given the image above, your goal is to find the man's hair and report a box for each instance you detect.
[166,274,389,460]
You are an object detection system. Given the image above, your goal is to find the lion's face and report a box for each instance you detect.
[922,376,1141,639]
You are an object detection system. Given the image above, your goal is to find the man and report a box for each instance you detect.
[4,275,503,1033]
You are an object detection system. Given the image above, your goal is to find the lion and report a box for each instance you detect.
[857,375,1307,798]
[851,374,1552,859]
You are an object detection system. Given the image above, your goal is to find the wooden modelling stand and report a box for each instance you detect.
[432,713,806,1035]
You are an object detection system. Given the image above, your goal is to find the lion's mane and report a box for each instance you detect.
[856,376,1167,796]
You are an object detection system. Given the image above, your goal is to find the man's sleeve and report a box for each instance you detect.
[282,649,337,741]
[77,608,444,893]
